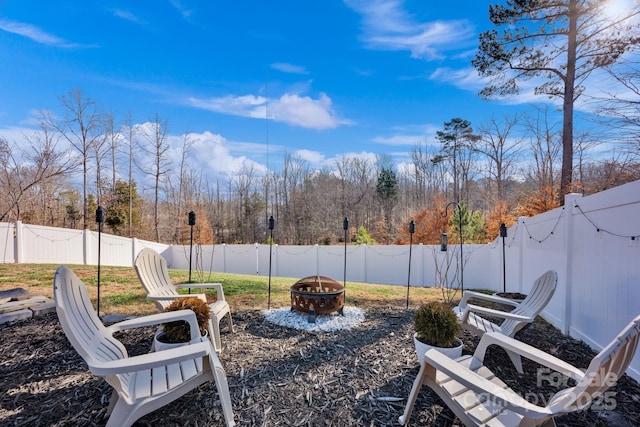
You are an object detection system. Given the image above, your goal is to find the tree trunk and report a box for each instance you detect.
[560,0,578,203]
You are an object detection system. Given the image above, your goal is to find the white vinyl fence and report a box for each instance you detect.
[1,179,639,381]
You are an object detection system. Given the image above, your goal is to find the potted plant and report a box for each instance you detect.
[413,301,463,363]
[154,297,211,350]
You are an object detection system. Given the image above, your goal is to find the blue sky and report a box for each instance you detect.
[0,0,635,184]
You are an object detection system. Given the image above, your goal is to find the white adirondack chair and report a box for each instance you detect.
[399,313,640,427]
[135,248,234,352]
[455,270,557,339]
[53,266,236,427]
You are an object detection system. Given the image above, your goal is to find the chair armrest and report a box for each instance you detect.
[88,340,211,376]
[175,283,226,300]
[471,332,586,381]
[462,303,532,322]
[425,349,554,420]
[459,291,520,309]
[106,309,200,341]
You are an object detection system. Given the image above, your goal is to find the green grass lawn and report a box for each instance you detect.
[0,263,450,315]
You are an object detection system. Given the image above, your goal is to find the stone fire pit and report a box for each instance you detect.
[290,275,345,322]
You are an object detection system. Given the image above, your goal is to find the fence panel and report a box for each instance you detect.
[275,245,318,279]
[21,223,85,265]
[86,231,133,266]
[565,184,640,381]
[0,222,15,263]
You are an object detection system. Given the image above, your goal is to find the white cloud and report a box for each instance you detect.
[0,19,89,48]
[132,125,268,190]
[111,9,147,25]
[429,67,485,92]
[294,149,325,165]
[170,0,193,19]
[272,93,342,129]
[0,125,37,142]
[271,63,309,75]
[430,66,563,108]
[324,151,379,169]
[184,131,267,177]
[344,0,475,60]
[372,134,422,146]
[370,123,441,147]
[187,92,347,130]
[188,94,267,118]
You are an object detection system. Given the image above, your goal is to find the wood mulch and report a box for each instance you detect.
[1,307,639,426]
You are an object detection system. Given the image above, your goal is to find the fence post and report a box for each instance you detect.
[255,243,259,275]
[131,238,138,267]
[562,193,582,335]
[222,243,226,273]
[83,228,89,265]
[14,221,23,263]
[517,216,527,293]
[418,243,424,287]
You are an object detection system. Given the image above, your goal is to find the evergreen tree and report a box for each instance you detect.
[376,167,399,243]
[473,0,640,201]
[354,226,375,245]
[106,180,140,236]
[435,118,479,204]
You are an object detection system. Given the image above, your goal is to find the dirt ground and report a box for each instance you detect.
[1,307,639,426]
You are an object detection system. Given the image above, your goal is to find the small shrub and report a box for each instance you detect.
[414,301,461,348]
[162,297,210,343]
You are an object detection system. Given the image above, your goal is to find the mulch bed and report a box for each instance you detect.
[1,307,639,426]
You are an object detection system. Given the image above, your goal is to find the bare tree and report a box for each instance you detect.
[164,131,194,243]
[595,58,640,155]
[0,123,78,222]
[476,115,523,201]
[230,164,264,243]
[407,141,448,211]
[102,110,121,193]
[523,108,562,192]
[138,114,171,242]
[474,0,640,200]
[91,123,111,206]
[121,113,138,237]
[53,88,101,228]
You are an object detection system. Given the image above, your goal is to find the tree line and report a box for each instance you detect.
[1,0,638,247]
[1,103,637,247]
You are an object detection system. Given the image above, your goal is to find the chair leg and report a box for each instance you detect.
[208,317,223,352]
[399,364,427,426]
[208,353,236,427]
[226,310,234,333]
[506,349,523,374]
[105,390,119,417]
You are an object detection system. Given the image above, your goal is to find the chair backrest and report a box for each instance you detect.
[134,248,178,311]
[549,314,640,412]
[53,266,131,390]
[501,270,557,337]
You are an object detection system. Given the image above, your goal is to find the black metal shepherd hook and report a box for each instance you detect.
[406,220,415,309]
[343,216,349,299]
[268,215,275,310]
[441,202,464,293]
[96,206,105,316]
[188,211,196,293]
[500,223,507,293]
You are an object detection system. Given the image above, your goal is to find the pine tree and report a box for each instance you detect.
[473,0,640,201]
